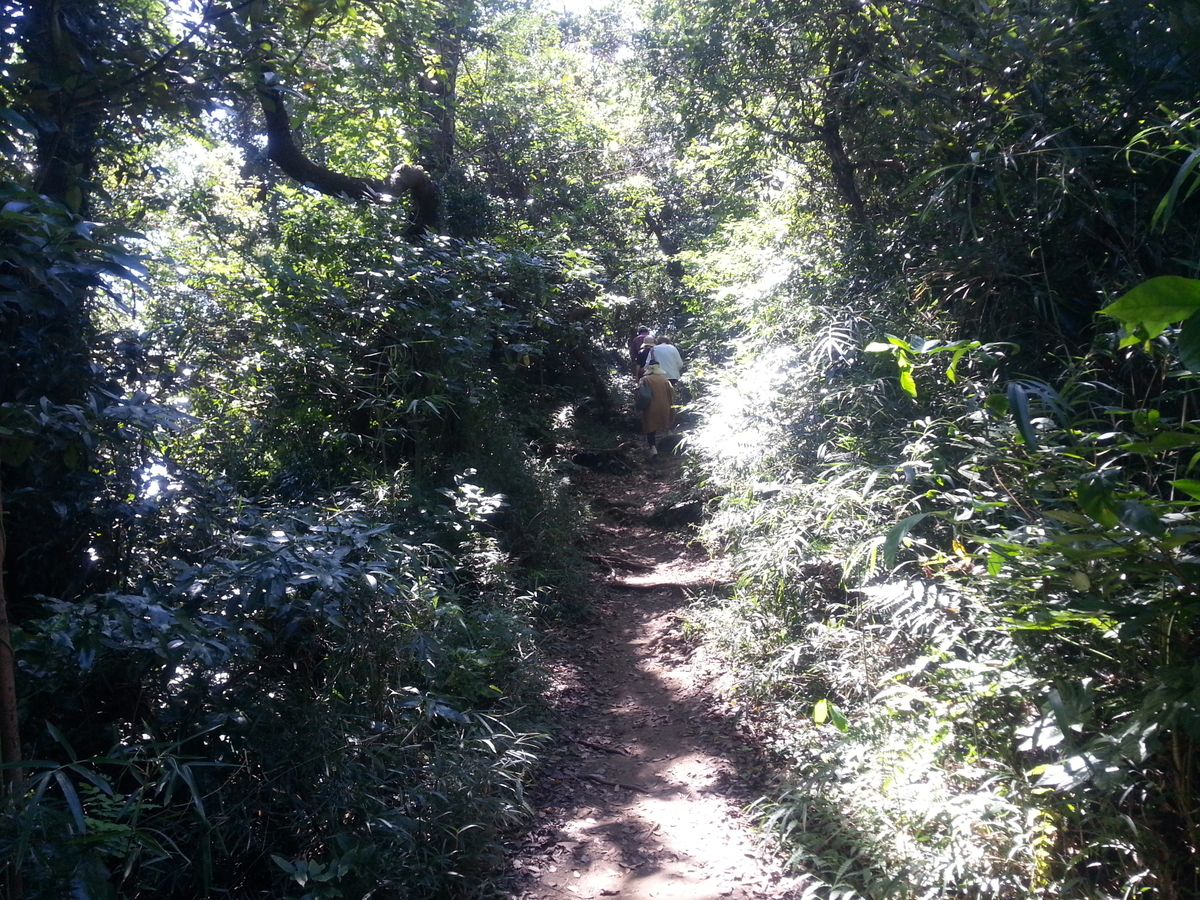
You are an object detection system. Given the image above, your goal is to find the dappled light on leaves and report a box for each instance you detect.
[3,0,1200,896]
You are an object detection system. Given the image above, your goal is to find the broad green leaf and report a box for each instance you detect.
[1077,478,1119,528]
[0,438,34,466]
[829,705,849,732]
[1100,276,1200,346]
[884,511,931,567]
[985,393,1009,416]
[986,550,1004,576]
[1171,479,1200,501]
[898,366,917,398]
[864,341,894,353]
[813,699,848,732]
[1119,500,1165,536]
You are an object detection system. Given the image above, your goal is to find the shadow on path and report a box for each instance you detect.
[500,437,807,900]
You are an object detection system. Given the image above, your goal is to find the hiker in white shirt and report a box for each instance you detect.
[647,336,684,383]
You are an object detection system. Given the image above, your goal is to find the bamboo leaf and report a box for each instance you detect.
[1007,382,1037,447]
[1151,146,1200,231]
[945,344,970,383]
[1121,431,1200,454]
[1179,311,1200,371]
[53,770,87,833]
[1171,479,1200,501]
[884,512,932,567]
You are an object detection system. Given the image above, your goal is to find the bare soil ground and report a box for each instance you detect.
[499,433,807,900]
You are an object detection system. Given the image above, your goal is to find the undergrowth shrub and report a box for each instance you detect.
[687,248,1200,897]
[3,480,550,899]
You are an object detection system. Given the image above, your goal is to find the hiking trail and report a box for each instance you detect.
[500,432,808,900]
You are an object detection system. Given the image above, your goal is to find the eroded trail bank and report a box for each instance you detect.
[500,444,806,900]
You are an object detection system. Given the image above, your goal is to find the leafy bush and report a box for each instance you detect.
[5,483,548,899]
[681,201,1200,897]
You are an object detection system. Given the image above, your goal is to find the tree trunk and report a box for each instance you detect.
[415,8,464,178]
[2,0,101,611]
[0,482,25,900]
[822,37,868,224]
[27,0,101,213]
[818,112,867,224]
[0,485,21,788]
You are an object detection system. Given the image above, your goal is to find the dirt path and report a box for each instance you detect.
[500,436,806,900]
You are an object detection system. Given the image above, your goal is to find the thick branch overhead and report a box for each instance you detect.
[257,84,439,233]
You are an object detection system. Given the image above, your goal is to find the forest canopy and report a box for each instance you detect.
[3,0,1200,897]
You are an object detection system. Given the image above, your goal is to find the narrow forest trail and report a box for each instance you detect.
[500,431,807,900]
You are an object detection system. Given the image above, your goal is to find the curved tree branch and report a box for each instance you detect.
[257,84,439,235]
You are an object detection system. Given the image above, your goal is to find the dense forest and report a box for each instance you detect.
[2,0,1200,897]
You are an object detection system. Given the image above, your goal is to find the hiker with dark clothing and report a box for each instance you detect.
[629,326,651,374]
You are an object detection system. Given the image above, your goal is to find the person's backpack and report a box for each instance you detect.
[634,379,653,411]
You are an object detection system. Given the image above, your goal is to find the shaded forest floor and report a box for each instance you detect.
[499,428,807,900]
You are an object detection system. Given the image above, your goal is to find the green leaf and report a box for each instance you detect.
[1119,500,1165,536]
[1152,146,1200,231]
[271,854,308,885]
[46,721,78,761]
[884,512,931,567]
[0,438,34,466]
[829,705,849,732]
[1171,479,1200,501]
[945,344,972,383]
[813,698,829,724]
[898,365,917,398]
[1007,382,1037,447]
[52,770,87,832]
[813,699,849,732]
[1100,276,1200,346]
[1042,509,1093,527]
[1179,311,1200,371]
[1121,431,1200,454]
[984,393,1009,416]
[1076,478,1119,528]
[986,550,1005,576]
